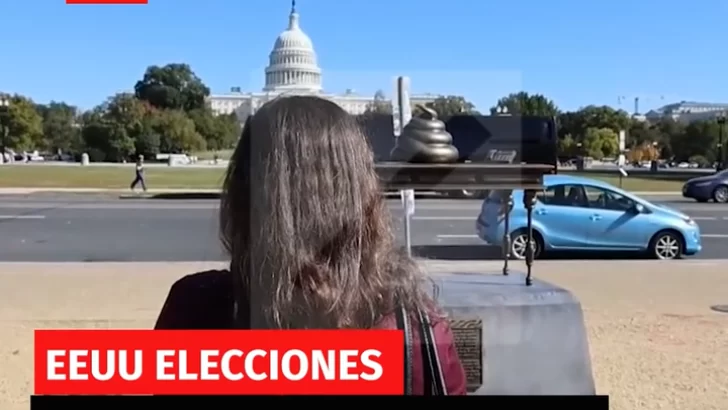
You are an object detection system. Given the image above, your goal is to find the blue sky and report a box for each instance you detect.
[2,0,727,112]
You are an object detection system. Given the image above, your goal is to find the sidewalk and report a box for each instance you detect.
[1,260,726,410]
[0,187,682,196]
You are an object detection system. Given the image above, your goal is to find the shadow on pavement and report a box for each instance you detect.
[119,193,222,200]
[413,245,503,260]
[413,244,650,261]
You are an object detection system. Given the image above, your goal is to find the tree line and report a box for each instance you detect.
[2,63,724,165]
[2,63,240,162]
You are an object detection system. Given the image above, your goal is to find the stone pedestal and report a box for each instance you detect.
[430,271,595,395]
[80,153,89,166]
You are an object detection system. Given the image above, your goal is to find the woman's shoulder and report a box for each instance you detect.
[170,269,232,292]
[154,270,235,329]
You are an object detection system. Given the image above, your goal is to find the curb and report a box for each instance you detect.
[0,188,684,197]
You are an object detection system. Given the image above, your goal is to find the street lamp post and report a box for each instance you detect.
[0,95,9,164]
[575,142,584,171]
[717,113,726,171]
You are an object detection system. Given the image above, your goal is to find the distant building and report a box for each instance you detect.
[207,3,438,123]
[645,101,728,122]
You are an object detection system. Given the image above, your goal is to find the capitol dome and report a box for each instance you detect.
[263,2,322,93]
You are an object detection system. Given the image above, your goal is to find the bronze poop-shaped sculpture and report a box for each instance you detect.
[390,105,459,163]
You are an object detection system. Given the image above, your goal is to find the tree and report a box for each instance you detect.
[558,134,577,157]
[211,113,241,150]
[134,63,210,112]
[81,121,135,162]
[4,94,44,151]
[188,108,240,151]
[670,120,719,162]
[559,105,631,142]
[150,109,206,153]
[583,127,619,160]
[653,118,685,159]
[103,93,153,132]
[37,102,83,155]
[627,120,660,147]
[80,93,150,162]
[134,131,162,158]
[490,92,559,117]
[364,90,392,115]
[425,96,478,117]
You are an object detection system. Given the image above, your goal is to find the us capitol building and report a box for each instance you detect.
[207,2,438,122]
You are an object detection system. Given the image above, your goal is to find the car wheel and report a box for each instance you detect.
[712,185,728,203]
[510,230,543,260]
[649,231,683,260]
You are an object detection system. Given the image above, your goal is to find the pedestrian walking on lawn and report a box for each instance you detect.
[130,155,147,192]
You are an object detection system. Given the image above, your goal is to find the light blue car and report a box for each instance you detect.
[476,175,702,260]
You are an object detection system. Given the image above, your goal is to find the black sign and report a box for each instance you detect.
[443,115,557,166]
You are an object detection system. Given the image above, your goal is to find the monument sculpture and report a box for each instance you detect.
[390,106,459,163]
[367,77,595,395]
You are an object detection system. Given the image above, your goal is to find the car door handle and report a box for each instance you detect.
[590,214,602,221]
[535,209,547,215]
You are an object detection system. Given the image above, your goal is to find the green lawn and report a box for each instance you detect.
[573,176,684,192]
[0,165,685,192]
[0,165,226,189]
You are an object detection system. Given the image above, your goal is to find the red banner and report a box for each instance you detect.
[34,329,404,395]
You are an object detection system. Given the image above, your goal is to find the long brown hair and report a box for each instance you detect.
[220,96,431,329]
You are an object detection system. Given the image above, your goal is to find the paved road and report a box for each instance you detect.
[0,195,727,262]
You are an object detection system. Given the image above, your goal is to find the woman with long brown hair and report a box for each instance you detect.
[154,96,466,395]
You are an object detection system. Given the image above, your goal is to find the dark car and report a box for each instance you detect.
[682,169,728,203]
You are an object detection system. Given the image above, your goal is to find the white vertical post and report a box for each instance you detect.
[393,76,414,256]
[391,78,401,138]
[617,130,628,187]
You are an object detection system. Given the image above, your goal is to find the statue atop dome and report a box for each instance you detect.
[288,0,299,29]
[263,0,322,93]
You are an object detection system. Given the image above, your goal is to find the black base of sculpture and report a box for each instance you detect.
[429,271,595,395]
[376,162,552,191]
